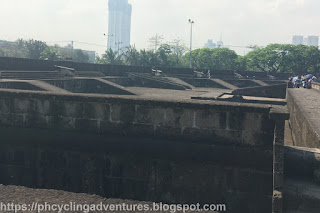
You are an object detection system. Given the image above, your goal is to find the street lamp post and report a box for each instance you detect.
[103,34,113,63]
[103,33,113,50]
[115,42,123,56]
[188,19,194,69]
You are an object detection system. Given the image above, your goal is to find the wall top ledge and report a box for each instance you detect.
[0,88,281,114]
[269,106,290,120]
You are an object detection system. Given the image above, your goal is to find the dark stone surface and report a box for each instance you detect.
[0,81,45,91]
[287,88,320,148]
[44,79,134,95]
[0,89,289,213]
[232,83,287,99]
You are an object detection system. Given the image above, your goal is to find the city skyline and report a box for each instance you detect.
[292,35,319,47]
[0,0,320,55]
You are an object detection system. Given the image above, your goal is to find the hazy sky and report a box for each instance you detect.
[1,0,319,55]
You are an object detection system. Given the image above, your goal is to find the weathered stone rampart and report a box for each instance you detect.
[0,89,289,213]
[286,89,320,148]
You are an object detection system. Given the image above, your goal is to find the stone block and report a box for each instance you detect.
[195,110,226,129]
[0,113,24,127]
[62,102,84,118]
[213,129,243,145]
[110,104,135,123]
[242,131,274,148]
[75,118,99,133]
[83,102,110,120]
[227,111,245,130]
[243,113,263,132]
[136,105,165,124]
[273,171,284,190]
[182,127,214,143]
[164,108,194,128]
[12,98,34,114]
[34,100,50,115]
[101,121,154,137]
[154,125,182,139]
[0,99,11,114]
[46,116,75,130]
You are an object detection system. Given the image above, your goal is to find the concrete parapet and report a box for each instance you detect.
[286,89,320,148]
[0,89,289,213]
[312,82,320,90]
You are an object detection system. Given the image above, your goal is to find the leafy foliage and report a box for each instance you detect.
[1,38,320,75]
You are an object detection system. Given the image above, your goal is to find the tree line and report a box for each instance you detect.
[1,39,320,75]
[0,39,90,63]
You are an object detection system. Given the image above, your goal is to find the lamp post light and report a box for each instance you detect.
[188,19,194,69]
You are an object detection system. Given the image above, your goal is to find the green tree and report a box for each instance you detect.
[185,47,238,70]
[24,39,48,59]
[123,46,140,66]
[73,49,90,63]
[40,46,60,61]
[100,49,123,65]
[245,44,320,74]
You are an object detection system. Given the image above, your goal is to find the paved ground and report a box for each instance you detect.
[128,87,231,101]
[0,185,218,213]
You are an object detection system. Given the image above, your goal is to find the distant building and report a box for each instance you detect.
[292,35,319,47]
[307,36,319,47]
[292,35,304,45]
[55,44,96,63]
[204,39,216,49]
[107,0,132,53]
[217,40,224,48]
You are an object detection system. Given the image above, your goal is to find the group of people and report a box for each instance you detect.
[289,74,317,89]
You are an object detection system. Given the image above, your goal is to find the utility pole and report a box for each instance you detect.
[171,38,181,66]
[149,33,163,52]
[188,19,194,69]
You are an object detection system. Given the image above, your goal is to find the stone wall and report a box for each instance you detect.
[286,89,320,148]
[232,83,287,99]
[312,82,320,90]
[0,89,288,213]
[0,57,292,79]
[283,146,320,212]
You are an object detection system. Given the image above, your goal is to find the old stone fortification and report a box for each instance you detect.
[232,83,287,99]
[284,85,320,212]
[0,57,291,79]
[0,88,289,213]
[286,89,320,148]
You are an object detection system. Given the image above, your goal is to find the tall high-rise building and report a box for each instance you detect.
[107,0,132,53]
[292,35,304,45]
[307,36,319,47]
